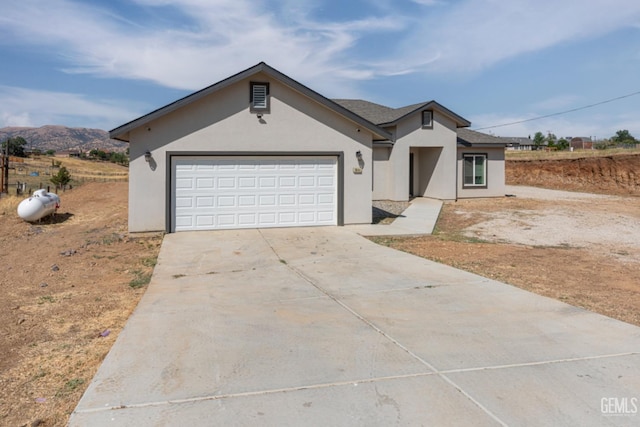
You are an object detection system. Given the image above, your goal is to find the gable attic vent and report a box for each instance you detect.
[250,82,269,111]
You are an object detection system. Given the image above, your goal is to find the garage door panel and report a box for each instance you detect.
[218,177,236,188]
[259,194,276,206]
[238,177,257,188]
[196,216,214,226]
[299,194,315,205]
[259,177,276,188]
[175,178,194,189]
[298,176,315,187]
[217,196,236,207]
[278,212,296,224]
[175,197,193,208]
[318,176,334,187]
[238,195,257,207]
[258,212,277,225]
[196,196,214,207]
[279,194,296,205]
[298,212,317,223]
[173,156,337,231]
[279,176,296,187]
[238,213,257,226]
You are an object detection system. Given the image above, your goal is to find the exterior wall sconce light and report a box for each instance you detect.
[356,150,362,160]
[144,151,152,162]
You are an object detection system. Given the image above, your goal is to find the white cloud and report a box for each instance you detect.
[397,0,640,74]
[2,0,639,89]
[0,86,145,129]
[0,0,404,94]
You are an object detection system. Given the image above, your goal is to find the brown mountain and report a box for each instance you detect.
[0,125,127,152]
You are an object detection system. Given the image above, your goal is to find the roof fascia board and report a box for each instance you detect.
[457,142,507,148]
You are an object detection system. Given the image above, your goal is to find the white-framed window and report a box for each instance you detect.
[463,154,487,187]
[422,110,433,128]
[250,82,270,111]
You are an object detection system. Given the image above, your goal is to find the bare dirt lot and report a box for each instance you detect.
[374,153,640,329]
[0,182,162,427]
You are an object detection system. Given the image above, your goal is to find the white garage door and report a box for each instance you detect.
[172,156,337,231]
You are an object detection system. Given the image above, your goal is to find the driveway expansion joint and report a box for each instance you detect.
[259,230,509,426]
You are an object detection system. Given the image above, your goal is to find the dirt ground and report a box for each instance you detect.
[506,152,640,196]
[0,182,162,427]
[373,186,640,328]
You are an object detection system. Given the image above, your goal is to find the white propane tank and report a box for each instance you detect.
[17,189,61,222]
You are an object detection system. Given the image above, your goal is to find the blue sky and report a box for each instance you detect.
[1,0,640,139]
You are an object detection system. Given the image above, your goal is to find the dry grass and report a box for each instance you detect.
[0,194,21,216]
[506,146,640,161]
[8,156,128,192]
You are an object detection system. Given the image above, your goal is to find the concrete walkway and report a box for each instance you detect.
[347,197,443,236]
[70,227,640,426]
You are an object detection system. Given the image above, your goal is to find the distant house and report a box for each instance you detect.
[500,136,547,151]
[55,149,83,158]
[570,137,593,150]
[110,62,506,233]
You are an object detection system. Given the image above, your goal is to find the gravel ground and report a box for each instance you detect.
[464,185,640,255]
[372,200,410,223]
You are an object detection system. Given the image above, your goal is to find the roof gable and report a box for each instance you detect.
[110,62,392,142]
[333,99,470,128]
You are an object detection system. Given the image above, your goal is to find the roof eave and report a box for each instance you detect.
[457,142,507,148]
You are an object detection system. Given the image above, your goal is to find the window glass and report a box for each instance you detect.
[474,156,485,185]
[422,110,433,127]
[464,157,474,185]
[463,154,486,187]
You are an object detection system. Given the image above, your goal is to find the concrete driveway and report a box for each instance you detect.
[70,227,640,426]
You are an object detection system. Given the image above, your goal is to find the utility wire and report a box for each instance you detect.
[473,90,640,131]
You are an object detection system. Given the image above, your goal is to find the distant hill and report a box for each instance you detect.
[0,125,127,152]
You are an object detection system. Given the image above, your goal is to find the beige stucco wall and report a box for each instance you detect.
[128,72,374,232]
[456,146,506,198]
[372,146,391,199]
[373,110,458,201]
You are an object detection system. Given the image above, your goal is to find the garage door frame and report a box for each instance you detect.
[166,151,344,233]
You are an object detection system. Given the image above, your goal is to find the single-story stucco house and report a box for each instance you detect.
[110,62,505,233]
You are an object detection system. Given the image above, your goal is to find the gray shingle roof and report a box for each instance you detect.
[457,128,506,145]
[333,99,470,127]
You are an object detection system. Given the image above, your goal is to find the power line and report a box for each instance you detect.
[473,90,640,131]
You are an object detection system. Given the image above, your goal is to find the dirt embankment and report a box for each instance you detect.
[506,153,640,196]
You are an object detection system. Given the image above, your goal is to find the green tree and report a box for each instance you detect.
[556,138,569,151]
[50,166,72,188]
[546,133,557,146]
[45,149,56,156]
[109,151,128,166]
[533,132,545,150]
[611,130,637,145]
[1,136,28,157]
